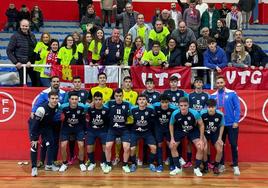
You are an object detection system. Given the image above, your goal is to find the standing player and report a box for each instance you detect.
[86,91,109,171]
[29,91,60,177]
[169,97,205,176]
[103,88,133,173]
[152,94,178,172]
[58,92,87,172]
[185,77,209,168]
[210,75,241,176]
[142,78,160,104]
[129,94,157,172]
[200,99,224,175]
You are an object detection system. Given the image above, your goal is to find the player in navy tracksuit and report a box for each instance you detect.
[129,94,157,172]
[86,91,109,172]
[201,99,224,175]
[103,88,133,174]
[29,91,59,177]
[169,97,205,177]
[58,92,87,172]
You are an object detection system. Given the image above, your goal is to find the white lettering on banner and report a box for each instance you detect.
[226,70,262,85]
[155,73,168,86]
[262,99,268,123]
[239,96,248,123]
[141,72,182,86]
[0,92,16,123]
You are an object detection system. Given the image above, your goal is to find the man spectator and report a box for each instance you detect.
[219,3,230,20]
[4,3,18,32]
[80,4,102,33]
[238,0,256,29]
[177,0,189,15]
[226,30,244,62]
[17,4,30,23]
[113,3,139,36]
[170,2,182,29]
[101,28,124,65]
[6,19,37,86]
[201,3,220,31]
[128,14,151,49]
[197,27,210,53]
[77,0,92,21]
[160,9,176,33]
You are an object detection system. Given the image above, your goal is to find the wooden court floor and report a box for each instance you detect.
[0,161,268,188]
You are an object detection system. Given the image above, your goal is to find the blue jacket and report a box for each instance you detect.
[32,87,66,121]
[204,46,227,69]
[210,88,240,126]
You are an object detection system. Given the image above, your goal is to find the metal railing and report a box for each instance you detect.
[0,64,214,89]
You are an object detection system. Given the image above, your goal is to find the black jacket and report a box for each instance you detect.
[163,48,182,67]
[246,44,268,67]
[5,8,18,22]
[182,51,203,67]
[211,26,229,49]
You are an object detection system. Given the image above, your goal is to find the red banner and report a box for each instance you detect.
[131,66,192,89]
[222,67,268,90]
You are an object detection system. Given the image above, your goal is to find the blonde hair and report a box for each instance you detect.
[231,42,248,61]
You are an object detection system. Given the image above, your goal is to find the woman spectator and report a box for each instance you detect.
[226,3,242,42]
[33,32,51,86]
[123,34,133,66]
[128,36,147,66]
[72,31,82,46]
[211,19,229,49]
[244,38,268,69]
[89,28,105,65]
[229,42,251,68]
[30,5,44,32]
[77,32,93,65]
[58,35,78,65]
[163,37,182,67]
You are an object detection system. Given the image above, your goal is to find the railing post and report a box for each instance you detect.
[118,66,122,88]
[23,65,27,86]
[210,70,214,90]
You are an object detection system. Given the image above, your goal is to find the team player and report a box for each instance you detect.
[29,91,60,177]
[103,88,133,173]
[142,78,160,104]
[58,92,87,172]
[169,97,205,176]
[86,92,109,171]
[152,94,178,172]
[200,99,224,175]
[129,94,157,172]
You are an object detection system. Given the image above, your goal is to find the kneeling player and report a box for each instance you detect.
[201,99,224,175]
[29,91,60,177]
[129,94,157,172]
[86,91,109,171]
[169,97,205,176]
[58,92,87,172]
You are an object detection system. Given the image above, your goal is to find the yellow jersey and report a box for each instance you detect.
[91,86,113,103]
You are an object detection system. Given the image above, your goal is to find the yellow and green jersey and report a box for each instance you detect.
[91,86,114,103]
[123,46,132,66]
[148,26,170,49]
[58,46,78,65]
[123,89,138,124]
[34,42,48,72]
[89,40,102,61]
[141,50,167,66]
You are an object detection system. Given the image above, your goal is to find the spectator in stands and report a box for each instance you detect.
[160,9,176,33]
[123,34,133,66]
[226,3,242,42]
[100,0,114,27]
[171,20,196,55]
[201,3,220,31]
[72,31,82,46]
[141,41,167,67]
[229,42,251,68]
[163,37,182,67]
[219,3,230,20]
[4,3,18,32]
[6,19,37,86]
[148,19,170,51]
[115,0,129,27]
[204,37,227,73]
[245,38,268,69]
[238,0,256,29]
[151,8,161,27]
[113,3,139,37]
[30,5,44,32]
[101,28,124,65]
[197,27,210,53]
[170,2,182,29]
[211,19,229,49]
[77,0,93,21]
[196,0,208,16]
[58,35,78,65]
[128,13,151,50]
[177,0,189,15]
[226,30,244,62]
[128,36,147,66]
[183,0,201,38]
[33,32,51,86]
[17,4,30,23]
[80,4,101,33]
[77,32,93,65]
[89,28,105,65]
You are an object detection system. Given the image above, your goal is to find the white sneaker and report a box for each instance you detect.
[103,165,112,174]
[179,157,186,166]
[169,167,182,176]
[45,164,59,171]
[137,159,143,166]
[80,163,87,172]
[100,163,106,171]
[31,167,38,177]
[122,165,131,173]
[233,166,240,176]
[87,163,96,171]
[194,167,203,177]
[219,165,225,173]
[59,163,68,172]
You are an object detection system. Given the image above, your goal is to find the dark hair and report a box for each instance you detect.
[68,91,79,99]
[93,28,105,54]
[73,76,81,80]
[98,72,107,79]
[187,41,198,51]
[216,75,225,81]
[194,77,203,83]
[159,94,170,102]
[207,37,217,44]
[145,78,154,84]
[50,75,59,81]
[138,93,148,100]
[179,97,189,103]
[114,88,123,94]
[152,40,161,47]
[82,32,92,59]
[61,35,77,55]
[93,91,103,98]
[48,91,59,98]
[123,76,132,81]
[167,37,177,47]
[169,75,178,81]
[206,99,217,107]
[47,39,60,52]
